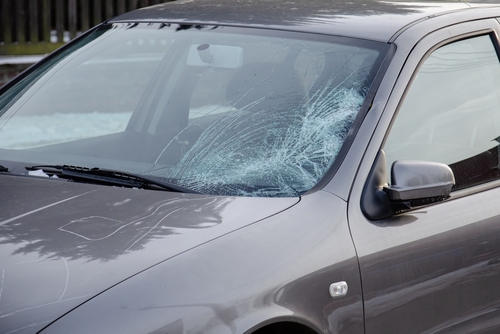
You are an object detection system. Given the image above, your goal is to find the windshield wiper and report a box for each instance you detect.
[25,165,199,193]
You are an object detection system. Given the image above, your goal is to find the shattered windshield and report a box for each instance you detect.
[0,23,388,197]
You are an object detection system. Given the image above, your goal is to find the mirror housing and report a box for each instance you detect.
[384,160,455,201]
[361,150,455,220]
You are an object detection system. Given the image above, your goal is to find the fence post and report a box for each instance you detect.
[81,0,90,31]
[42,0,51,43]
[93,0,102,27]
[129,0,139,11]
[56,0,64,43]
[29,0,39,43]
[16,0,26,43]
[117,0,126,15]
[68,0,77,39]
[106,0,114,20]
[2,0,12,44]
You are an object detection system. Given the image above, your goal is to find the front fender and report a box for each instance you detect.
[41,191,362,334]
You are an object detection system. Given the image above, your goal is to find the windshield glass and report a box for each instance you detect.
[0,23,387,197]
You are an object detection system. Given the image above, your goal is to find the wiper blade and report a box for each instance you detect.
[25,165,199,194]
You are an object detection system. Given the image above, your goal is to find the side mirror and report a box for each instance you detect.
[384,160,455,202]
[361,150,455,220]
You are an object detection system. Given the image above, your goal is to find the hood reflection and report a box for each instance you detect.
[0,176,298,333]
[0,189,231,262]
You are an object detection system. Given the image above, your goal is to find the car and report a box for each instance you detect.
[2,0,500,333]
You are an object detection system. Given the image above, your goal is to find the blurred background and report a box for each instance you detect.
[0,0,175,86]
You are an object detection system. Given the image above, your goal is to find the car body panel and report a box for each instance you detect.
[39,191,363,334]
[2,1,500,333]
[348,17,500,333]
[110,0,477,42]
[0,175,298,334]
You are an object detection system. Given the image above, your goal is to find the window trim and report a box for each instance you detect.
[383,28,498,148]
[382,28,500,193]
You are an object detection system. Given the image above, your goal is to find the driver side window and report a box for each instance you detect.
[384,34,500,190]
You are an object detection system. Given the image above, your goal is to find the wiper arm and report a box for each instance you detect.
[25,165,199,194]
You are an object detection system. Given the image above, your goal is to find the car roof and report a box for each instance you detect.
[109,0,500,42]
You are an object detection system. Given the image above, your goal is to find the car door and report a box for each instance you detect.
[348,19,500,333]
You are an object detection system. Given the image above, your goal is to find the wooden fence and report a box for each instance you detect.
[0,0,175,55]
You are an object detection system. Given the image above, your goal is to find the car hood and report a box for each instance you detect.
[0,175,299,333]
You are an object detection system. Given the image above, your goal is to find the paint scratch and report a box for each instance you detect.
[58,258,69,302]
[0,192,93,227]
[0,268,4,304]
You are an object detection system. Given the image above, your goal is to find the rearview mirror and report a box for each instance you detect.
[187,44,243,69]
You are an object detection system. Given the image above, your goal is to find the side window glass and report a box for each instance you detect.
[385,35,500,190]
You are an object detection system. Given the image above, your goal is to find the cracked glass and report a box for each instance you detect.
[0,23,388,197]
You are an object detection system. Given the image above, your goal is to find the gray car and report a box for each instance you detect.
[2,0,500,333]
